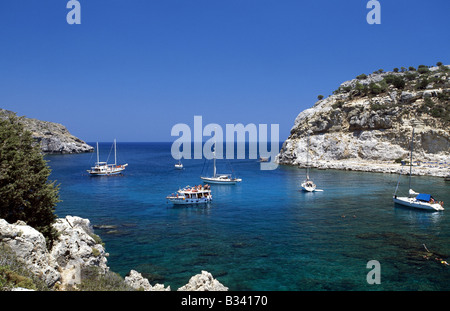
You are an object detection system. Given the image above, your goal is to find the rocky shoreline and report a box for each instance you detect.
[293,158,449,178]
[0,109,94,154]
[0,216,228,291]
[276,65,450,178]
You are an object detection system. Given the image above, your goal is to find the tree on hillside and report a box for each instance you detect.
[0,114,60,248]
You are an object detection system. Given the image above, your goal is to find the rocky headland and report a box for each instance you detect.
[0,216,228,291]
[0,109,94,154]
[276,64,450,177]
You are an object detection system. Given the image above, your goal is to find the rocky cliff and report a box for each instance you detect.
[0,216,228,291]
[276,65,450,177]
[0,109,93,154]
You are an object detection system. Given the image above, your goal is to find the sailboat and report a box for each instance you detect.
[174,159,183,170]
[200,131,242,185]
[87,139,128,176]
[393,124,444,211]
[301,133,322,192]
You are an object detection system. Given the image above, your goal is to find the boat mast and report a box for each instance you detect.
[114,139,117,166]
[96,142,99,164]
[213,129,217,177]
[409,125,414,191]
[306,132,310,180]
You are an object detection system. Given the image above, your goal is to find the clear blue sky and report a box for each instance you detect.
[1,0,449,142]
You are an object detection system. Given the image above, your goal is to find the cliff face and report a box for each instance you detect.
[276,65,450,177]
[0,216,228,291]
[0,216,108,289]
[0,109,93,154]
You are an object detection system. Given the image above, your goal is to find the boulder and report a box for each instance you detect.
[0,219,60,287]
[124,270,170,291]
[177,270,228,291]
[50,216,109,289]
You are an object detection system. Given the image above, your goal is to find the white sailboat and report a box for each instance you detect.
[200,131,242,185]
[87,139,128,176]
[393,124,444,211]
[301,133,322,192]
[174,160,183,170]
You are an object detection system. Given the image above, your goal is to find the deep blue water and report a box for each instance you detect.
[46,142,450,291]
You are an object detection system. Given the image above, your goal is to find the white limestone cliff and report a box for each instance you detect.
[276,66,450,177]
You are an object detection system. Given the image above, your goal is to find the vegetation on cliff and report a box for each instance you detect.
[278,62,449,176]
[0,114,60,247]
[332,62,450,124]
[0,109,94,154]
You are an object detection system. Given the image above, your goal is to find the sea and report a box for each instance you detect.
[45,142,450,291]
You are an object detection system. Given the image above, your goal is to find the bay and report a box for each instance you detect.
[46,142,450,290]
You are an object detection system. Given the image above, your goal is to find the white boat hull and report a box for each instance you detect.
[167,197,212,205]
[175,164,183,170]
[200,176,242,184]
[87,164,127,176]
[301,186,316,192]
[393,196,444,211]
[301,180,321,192]
[88,170,124,176]
[301,186,323,192]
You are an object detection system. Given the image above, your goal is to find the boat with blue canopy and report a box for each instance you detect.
[393,122,444,211]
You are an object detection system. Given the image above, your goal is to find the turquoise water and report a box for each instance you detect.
[46,142,450,291]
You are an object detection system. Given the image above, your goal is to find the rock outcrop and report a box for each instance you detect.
[0,216,229,291]
[0,216,108,289]
[124,270,171,291]
[0,219,60,287]
[0,109,93,154]
[50,216,109,289]
[177,270,229,291]
[277,65,450,177]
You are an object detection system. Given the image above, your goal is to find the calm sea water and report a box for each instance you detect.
[45,142,450,291]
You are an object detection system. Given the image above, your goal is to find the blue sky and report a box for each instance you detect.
[1,0,449,142]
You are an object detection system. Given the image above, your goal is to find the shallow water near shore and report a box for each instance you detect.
[46,142,450,290]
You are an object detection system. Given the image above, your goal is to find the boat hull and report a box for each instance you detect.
[200,177,242,184]
[87,165,127,176]
[167,197,212,205]
[393,196,444,211]
[301,180,317,192]
[301,186,317,192]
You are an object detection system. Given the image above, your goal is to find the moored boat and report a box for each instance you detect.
[393,122,444,211]
[201,175,242,184]
[393,193,444,211]
[174,161,183,170]
[200,128,242,185]
[87,139,128,176]
[301,132,322,192]
[166,184,212,205]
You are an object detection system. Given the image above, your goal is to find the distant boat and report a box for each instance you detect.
[166,184,212,205]
[87,139,128,176]
[200,129,242,185]
[175,160,183,170]
[393,123,444,211]
[301,133,322,192]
